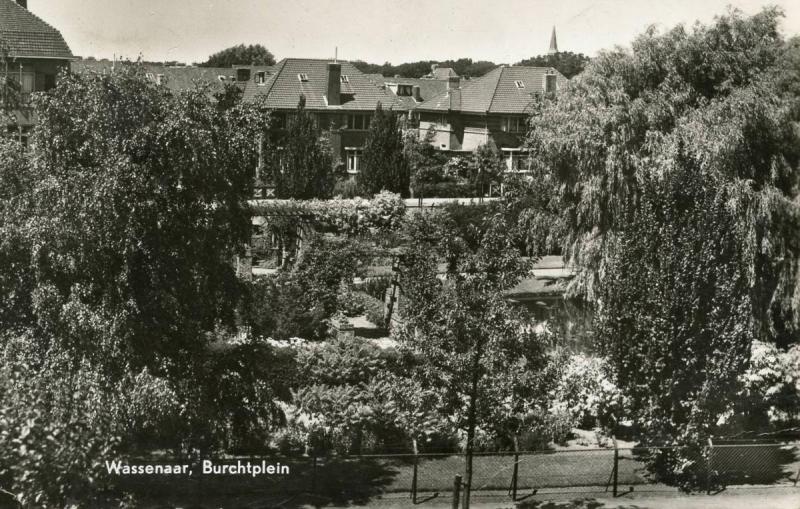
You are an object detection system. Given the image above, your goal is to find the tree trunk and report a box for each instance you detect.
[463,362,481,509]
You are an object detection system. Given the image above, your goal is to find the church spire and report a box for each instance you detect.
[548,26,558,55]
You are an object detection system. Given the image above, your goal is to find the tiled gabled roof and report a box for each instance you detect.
[0,0,73,60]
[242,58,405,111]
[71,60,276,94]
[416,66,569,115]
[366,75,448,110]
[425,67,459,80]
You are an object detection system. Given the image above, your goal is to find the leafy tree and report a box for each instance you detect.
[359,103,409,196]
[268,95,336,199]
[0,65,280,470]
[520,7,800,489]
[199,43,276,67]
[404,127,447,196]
[243,235,367,340]
[394,213,548,508]
[352,58,498,79]
[515,51,590,78]
[470,140,505,196]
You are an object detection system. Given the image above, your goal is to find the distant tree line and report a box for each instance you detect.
[351,52,590,79]
[199,43,276,68]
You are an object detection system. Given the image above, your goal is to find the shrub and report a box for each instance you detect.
[358,277,392,302]
[361,292,386,327]
[416,181,477,198]
[332,178,362,198]
[337,285,366,317]
[551,354,628,430]
[0,338,121,508]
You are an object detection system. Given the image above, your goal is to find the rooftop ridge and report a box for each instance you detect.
[2,0,63,35]
[486,66,505,113]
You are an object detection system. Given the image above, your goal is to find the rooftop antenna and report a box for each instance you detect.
[335,46,338,62]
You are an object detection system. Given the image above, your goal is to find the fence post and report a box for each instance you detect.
[510,452,519,501]
[411,452,419,503]
[706,438,713,495]
[311,455,318,494]
[612,436,619,497]
[452,474,462,509]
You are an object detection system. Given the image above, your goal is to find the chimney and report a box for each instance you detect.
[412,85,422,102]
[327,62,341,106]
[16,0,27,8]
[447,76,460,90]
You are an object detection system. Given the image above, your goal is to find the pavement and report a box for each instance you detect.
[270,486,800,509]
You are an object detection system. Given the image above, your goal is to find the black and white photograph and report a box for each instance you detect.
[1,1,799,508]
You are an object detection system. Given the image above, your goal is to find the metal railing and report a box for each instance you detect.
[119,441,800,506]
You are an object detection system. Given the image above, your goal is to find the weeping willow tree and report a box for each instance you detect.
[520,7,800,490]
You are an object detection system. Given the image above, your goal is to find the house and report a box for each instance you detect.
[414,65,568,172]
[0,0,73,143]
[242,58,408,176]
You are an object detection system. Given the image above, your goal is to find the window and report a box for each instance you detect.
[437,114,448,126]
[19,73,34,94]
[340,75,350,83]
[255,71,267,85]
[44,74,56,91]
[514,80,525,89]
[505,151,531,172]
[397,85,413,96]
[501,117,525,132]
[272,112,287,129]
[544,74,557,93]
[297,73,309,82]
[346,114,370,130]
[345,148,363,173]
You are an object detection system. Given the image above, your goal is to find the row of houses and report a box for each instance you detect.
[1,0,567,172]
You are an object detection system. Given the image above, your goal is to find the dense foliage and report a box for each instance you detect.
[351,58,496,79]
[199,43,276,67]
[352,54,589,80]
[267,96,337,198]
[251,191,405,237]
[515,51,590,79]
[519,7,800,489]
[394,211,550,505]
[0,66,273,504]
[359,104,410,197]
[243,235,369,340]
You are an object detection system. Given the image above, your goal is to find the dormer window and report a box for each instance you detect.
[397,84,413,96]
[256,71,267,85]
[514,80,525,89]
[297,73,309,82]
[340,75,350,83]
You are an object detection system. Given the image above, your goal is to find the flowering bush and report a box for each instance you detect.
[550,354,629,430]
[724,341,800,431]
[252,191,405,237]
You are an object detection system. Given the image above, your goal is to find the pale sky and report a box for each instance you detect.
[28,0,800,64]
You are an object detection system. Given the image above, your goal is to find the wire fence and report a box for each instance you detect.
[120,441,800,505]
